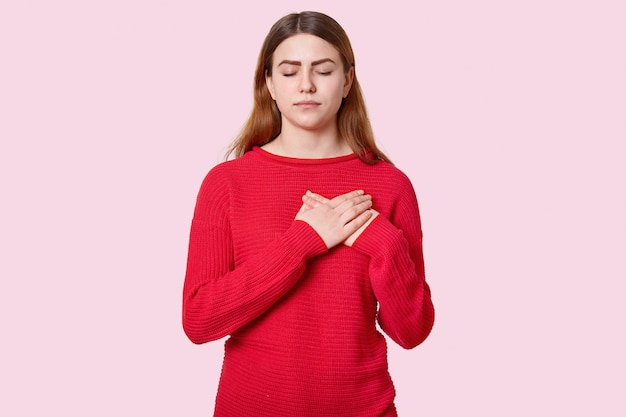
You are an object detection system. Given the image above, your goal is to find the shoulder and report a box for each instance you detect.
[364,160,416,190]
[200,151,258,186]
[356,160,420,215]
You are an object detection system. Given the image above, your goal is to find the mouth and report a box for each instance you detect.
[295,100,321,108]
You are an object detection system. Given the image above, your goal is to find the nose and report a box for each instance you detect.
[299,72,316,93]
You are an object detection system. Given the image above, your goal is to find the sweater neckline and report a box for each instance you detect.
[252,146,358,166]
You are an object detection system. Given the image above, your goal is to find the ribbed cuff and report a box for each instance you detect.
[284,220,329,259]
[351,215,404,259]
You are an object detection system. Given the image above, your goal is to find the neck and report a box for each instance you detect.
[264,124,352,159]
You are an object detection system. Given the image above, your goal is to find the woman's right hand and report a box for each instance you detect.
[295,190,373,249]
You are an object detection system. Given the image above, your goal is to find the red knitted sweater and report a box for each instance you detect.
[183,147,434,416]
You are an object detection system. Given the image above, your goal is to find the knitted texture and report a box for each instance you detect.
[183,147,434,416]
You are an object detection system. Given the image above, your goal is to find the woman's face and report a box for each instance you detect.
[266,33,353,134]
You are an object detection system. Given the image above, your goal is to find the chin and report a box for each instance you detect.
[288,117,335,132]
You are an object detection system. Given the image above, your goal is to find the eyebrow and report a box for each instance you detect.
[277,58,336,67]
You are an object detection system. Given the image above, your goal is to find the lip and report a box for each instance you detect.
[294,100,321,108]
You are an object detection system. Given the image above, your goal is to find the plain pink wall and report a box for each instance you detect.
[1,0,624,415]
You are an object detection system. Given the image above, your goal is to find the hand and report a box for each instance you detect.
[297,190,379,248]
[344,207,378,247]
[295,190,374,249]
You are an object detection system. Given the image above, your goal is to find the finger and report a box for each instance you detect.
[343,209,379,247]
[302,194,323,208]
[304,190,330,204]
[328,189,365,207]
[342,210,373,236]
[336,193,372,213]
[338,198,373,223]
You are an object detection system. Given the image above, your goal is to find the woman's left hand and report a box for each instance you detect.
[302,190,379,247]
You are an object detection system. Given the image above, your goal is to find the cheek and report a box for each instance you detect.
[334,80,347,100]
[271,79,292,99]
[332,74,347,92]
[271,83,291,112]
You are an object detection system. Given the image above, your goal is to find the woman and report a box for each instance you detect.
[183,11,434,416]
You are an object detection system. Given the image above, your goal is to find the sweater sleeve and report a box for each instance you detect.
[351,175,434,349]
[182,167,328,344]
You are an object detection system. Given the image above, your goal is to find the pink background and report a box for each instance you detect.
[1,1,624,415]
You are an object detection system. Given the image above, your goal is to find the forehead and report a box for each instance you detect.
[273,33,341,64]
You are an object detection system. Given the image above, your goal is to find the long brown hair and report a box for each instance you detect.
[226,11,390,164]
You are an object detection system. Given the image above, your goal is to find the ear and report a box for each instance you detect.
[343,66,354,98]
[265,70,276,100]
